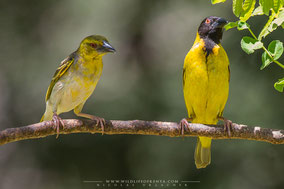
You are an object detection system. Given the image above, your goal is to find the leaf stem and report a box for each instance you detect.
[248,26,284,69]
[271,59,284,69]
[262,47,284,69]
[248,28,257,40]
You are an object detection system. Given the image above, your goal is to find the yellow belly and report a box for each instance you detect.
[55,76,99,114]
[183,40,229,124]
[49,58,103,114]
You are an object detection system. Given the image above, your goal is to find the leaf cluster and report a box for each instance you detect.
[212,0,284,92]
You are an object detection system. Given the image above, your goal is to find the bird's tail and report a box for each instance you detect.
[194,136,212,169]
[192,118,216,169]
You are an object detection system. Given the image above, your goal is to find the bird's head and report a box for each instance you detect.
[78,35,116,57]
[198,16,228,44]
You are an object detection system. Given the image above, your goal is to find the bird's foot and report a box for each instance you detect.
[52,113,64,139]
[180,118,192,139]
[76,112,106,135]
[90,115,106,135]
[218,117,233,137]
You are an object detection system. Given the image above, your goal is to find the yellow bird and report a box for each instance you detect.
[181,16,232,169]
[41,35,115,137]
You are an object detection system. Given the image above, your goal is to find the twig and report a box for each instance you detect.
[0,119,283,145]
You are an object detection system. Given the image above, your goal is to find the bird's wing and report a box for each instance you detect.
[183,44,202,119]
[182,67,186,89]
[45,52,76,101]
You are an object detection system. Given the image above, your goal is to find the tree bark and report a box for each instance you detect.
[0,119,283,145]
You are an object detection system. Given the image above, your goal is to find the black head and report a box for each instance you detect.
[198,16,228,44]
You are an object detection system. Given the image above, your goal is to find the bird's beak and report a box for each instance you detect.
[213,17,228,29]
[98,41,116,53]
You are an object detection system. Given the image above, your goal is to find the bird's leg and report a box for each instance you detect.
[180,118,193,139]
[52,113,64,138]
[218,116,233,137]
[76,112,105,134]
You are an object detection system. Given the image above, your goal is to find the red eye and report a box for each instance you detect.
[90,43,97,48]
[205,19,210,24]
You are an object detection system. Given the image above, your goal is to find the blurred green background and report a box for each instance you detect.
[0,0,283,188]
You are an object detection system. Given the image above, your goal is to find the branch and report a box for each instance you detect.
[0,119,283,145]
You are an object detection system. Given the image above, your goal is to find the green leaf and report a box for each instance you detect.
[252,5,264,16]
[258,9,284,39]
[233,0,243,17]
[260,40,284,70]
[240,0,256,21]
[274,77,284,92]
[258,11,277,39]
[211,0,226,4]
[282,22,284,28]
[242,0,253,13]
[273,0,284,13]
[241,36,263,54]
[261,51,273,70]
[268,40,284,60]
[259,0,273,15]
[270,9,284,30]
[237,21,250,30]
[273,16,284,27]
[224,21,238,30]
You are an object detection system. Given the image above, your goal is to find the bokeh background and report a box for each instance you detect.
[0,0,283,188]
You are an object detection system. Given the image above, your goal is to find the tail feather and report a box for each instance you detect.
[194,137,211,169]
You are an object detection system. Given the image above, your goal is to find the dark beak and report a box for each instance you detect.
[213,17,228,28]
[99,41,116,53]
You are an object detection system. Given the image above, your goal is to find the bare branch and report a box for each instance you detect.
[0,119,283,145]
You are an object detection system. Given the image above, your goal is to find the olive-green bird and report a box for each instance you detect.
[41,35,115,137]
[181,16,232,169]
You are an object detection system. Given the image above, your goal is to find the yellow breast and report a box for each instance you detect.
[51,57,103,114]
[183,36,229,124]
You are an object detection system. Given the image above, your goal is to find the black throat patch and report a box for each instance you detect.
[203,37,217,57]
[198,26,223,58]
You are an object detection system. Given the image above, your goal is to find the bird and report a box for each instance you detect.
[181,16,232,169]
[41,35,116,137]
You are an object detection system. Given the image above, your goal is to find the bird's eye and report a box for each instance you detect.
[205,19,210,24]
[90,43,97,48]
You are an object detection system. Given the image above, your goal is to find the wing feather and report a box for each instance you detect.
[45,52,76,101]
[182,67,186,88]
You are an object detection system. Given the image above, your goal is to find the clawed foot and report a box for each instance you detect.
[90,115,106,135]
[52,113,64,138]
[218,117,233,137]
[75,112,106,135]
[180,118,192,139]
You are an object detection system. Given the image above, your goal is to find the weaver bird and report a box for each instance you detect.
[41,35,115,137]
[181,16,232,169]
